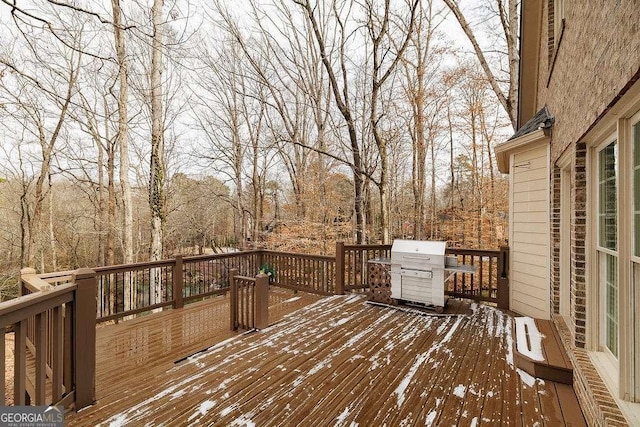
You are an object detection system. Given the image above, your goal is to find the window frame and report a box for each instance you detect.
[595,135,619,360]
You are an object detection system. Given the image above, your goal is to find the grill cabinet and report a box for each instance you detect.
[390,240,447,307]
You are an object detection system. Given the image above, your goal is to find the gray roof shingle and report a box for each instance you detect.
[510,106,554,140]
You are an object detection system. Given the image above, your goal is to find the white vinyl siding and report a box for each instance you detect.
[510,144,550,319]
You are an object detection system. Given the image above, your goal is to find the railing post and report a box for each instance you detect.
[20,268,36,296]
[230,268,238,331]
[335,241,345,295]
[255,273,269,330]
[497,246,510,310]
[73,268,96,410]
[173,256,184,309]
[256,247,265,274]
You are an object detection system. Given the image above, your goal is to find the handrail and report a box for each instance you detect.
[4,269,96,410]
[260,250,335,262]
[0,283,75,328]
[446,247,501,256]
[20,270,56,293]
[183,251,255,262]
[94,259,175,274]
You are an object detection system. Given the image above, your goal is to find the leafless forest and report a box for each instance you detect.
[0,0,517,299]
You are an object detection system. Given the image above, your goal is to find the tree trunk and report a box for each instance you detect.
[48,174,56,271]
[112,0,134,311]
[149,0,165,306]
[111,0,133,263]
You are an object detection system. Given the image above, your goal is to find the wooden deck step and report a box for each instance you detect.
[513,317,574,385]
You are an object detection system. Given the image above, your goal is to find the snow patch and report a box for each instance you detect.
[221,404,237,417]
[108,414,127,427]
[505,319,514,367]
[441,316,464,344]
[517,368,536,387]
[231,416,255,426]
[470,417,479,427]
[453,384,466,398]
[336,406,351,425]
[395,352,430,407]
[333,317,350,326]
[198,400,216,416]
[425,411,437,426]
[170,389,186,400]
[282,296,302,303]
[515,317,545,362]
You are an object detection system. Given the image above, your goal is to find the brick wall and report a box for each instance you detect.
[554,315,629,426]
[528,2,639,422]
[571,141,587,348]
[550,164,560,315]
[537,0,640,162]
[538,0,639,348]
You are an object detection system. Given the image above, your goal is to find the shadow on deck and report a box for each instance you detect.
[68,293,585,426]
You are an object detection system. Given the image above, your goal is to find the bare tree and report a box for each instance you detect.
[442,0,518,128]
[364,0,419,243]
[0,22,83,269]
[111,0,134,266]
[292,0,369,243]
[148,0,166,305]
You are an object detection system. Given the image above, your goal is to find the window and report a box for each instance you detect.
[554,0,565,46]
[548,0,566,79]
[586,92,640,412]
[597,139,618,357]
[634,120,640,256]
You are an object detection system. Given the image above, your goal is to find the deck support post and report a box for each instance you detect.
[73,268,96,410]
[230,269,238,331]
[255,274,269,330]
[335,241,345,295]
[497,246,510,310]
[173,255,184,309]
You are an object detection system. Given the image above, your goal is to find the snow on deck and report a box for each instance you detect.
[68,294,579,426]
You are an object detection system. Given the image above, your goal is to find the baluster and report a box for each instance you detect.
[0,329,4,405]
[35,312,46,404]
[52,306,63,403]
[14,320,26,405]
[230,269,238,331]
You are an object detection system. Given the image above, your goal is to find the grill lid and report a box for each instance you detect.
[391,239,446,256]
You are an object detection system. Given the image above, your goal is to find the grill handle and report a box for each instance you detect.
[401,255,431,261]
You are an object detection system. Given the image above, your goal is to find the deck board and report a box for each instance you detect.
[67,294,585,426]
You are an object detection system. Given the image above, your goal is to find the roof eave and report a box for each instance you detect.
[495,128,550,173]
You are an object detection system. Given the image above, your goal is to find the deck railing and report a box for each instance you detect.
[260,251,336,295]
[229,270,268,331]
[1,268,96,410]
[445,247,510,309]
[335,242,392,292]
[183,252,260,302]
[335,243,509,310]
[14,243,509,326]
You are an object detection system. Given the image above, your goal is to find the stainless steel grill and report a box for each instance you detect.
[390,240,447,308]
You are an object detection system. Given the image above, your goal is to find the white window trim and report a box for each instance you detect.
[585,107,640,416]
[594,135,619,362]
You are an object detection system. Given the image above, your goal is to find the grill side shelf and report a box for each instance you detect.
[444,265,477,274]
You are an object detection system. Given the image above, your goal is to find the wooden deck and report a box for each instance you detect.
[68,293,585,426]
